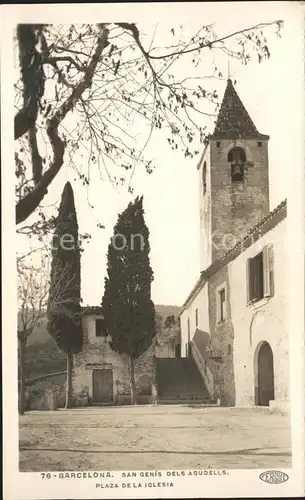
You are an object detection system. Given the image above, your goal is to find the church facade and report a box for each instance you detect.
[180,79,289,411]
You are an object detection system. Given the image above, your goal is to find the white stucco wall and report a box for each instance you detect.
[229,218,289,406]
[180,282,209,357]
[199,145,212,272]
[83,314,104,344]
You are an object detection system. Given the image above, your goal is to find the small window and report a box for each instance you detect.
[195,308,198,327]
[217,286,227,323]
[257,141,262,147]
[216,141,221,148]
[95,318,106,337]
[202,161,207,195]
[228,147,246,182]
[246,245,274,303]
[227,344,231,355]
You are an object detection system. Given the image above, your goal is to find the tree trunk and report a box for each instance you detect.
[151,354,158,405]
[19,334,26,415]
[128,355,137,405]
[65,351,73,409]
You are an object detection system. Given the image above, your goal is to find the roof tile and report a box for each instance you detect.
[210,79,268,140]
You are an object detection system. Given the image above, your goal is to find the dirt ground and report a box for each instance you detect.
[19,405,291,471]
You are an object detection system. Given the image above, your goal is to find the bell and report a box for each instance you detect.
[231,163,244,181]
[232,163,243,175]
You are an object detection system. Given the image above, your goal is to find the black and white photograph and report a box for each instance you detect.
[1,2,304,499]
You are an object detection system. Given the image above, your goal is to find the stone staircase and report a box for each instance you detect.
[155,357,213,404]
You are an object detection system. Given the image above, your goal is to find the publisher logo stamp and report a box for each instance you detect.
[259,470,289,484]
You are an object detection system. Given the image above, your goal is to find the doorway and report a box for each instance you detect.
[175,343,181,358]
[92,369,113,403]
[255,341,274,406]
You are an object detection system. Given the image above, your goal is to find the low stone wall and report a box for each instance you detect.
[24,368,154,410]
[25,373,66,410]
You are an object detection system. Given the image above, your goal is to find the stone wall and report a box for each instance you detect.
[73,314,154,405]
[208,264,236,406]
[209,138,269,263]
[25,373,66,410]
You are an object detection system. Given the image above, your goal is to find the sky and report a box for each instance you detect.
[14,2,303,308]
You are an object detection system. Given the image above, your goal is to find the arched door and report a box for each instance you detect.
[256,341,274,406]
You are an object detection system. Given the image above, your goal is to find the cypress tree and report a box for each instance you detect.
[102,196,155,404]
[47,182,82,409]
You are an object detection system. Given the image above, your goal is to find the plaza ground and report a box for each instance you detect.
[19,405,291,471]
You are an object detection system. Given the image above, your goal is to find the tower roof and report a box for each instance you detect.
[210,79,269,140]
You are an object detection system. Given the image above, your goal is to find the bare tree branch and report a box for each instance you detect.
[14,20,282,231]
[16,25,110,225]
[28,126,43,185]
[46,55,85,72]
[14,24,45,140]
[147,21,282,60]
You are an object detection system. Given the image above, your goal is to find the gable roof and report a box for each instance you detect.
[179,199,287,315]
[210,79,269,140]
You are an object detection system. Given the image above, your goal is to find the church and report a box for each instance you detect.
[179,79,289,412]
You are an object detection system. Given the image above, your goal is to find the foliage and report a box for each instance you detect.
[47,181,82,355]
[164,314,176,330]
[14,20,283,232]
[102,196,156,359]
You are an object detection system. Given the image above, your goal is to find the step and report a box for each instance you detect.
[158,385,208,392]
[158,394,211,400]
[156,357,210,402]
[159,395,210,401]
[158,399,214,405]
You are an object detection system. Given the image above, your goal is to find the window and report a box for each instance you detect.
[219,289,226,322]
[217,285,227,323]
[202,161,207,195]
[257,141,262,147]
[228,147,246,182]
[195,308,198,327]
[227,344,231,355]
[95,318,106,337]
[247,245,274,303]
[216,141,221,148]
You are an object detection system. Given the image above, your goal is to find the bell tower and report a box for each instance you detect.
[199,79,270,272]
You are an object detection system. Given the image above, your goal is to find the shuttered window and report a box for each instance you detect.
[263,244,274,297]
[246,258,253,303]
[246,245,274,303]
